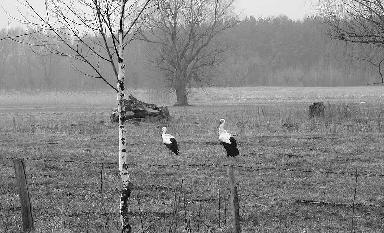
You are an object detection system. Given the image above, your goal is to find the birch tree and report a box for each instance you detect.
[13,0,155,231]
[140,0,237,106]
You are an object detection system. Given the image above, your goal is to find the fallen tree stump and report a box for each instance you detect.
[110,94,170,123]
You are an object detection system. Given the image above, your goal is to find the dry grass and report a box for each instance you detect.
[0,86,383,108]
[1,88,384,232]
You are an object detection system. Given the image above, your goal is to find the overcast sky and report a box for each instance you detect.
[0,0,317,29]
[234,0,316,20]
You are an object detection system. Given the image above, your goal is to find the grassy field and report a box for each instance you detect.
[1,87,384,232]
[0,86,383,108]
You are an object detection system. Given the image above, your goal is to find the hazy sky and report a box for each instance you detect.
[234,0,316,20]
[0,0,317,29]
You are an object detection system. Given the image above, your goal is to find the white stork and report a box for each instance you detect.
[218,119,239,157]
[161,127,179,155]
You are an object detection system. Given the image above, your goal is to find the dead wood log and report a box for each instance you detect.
[110,94,170,123]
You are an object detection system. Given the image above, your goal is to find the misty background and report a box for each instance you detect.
[0,0,381,91]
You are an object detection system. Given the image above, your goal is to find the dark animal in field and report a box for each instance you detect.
[309,102,325,118]
[218,119,239,157]
[161,127,179,155]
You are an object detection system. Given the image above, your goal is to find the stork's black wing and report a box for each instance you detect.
[221,137,239,157]
[166,138,179,155]
[229,137,237,147]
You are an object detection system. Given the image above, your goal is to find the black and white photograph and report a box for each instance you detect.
[1,0,384,232]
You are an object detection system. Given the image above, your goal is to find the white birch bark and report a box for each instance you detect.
[117,1,132,232]
[15,1,155,231]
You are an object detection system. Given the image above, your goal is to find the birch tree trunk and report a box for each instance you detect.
[118,1,132,232]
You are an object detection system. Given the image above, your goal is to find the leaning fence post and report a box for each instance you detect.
[227,158,241,233]
[13,158,34,232]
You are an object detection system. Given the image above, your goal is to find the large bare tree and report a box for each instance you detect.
[319,0,384,84]
[10,0,155,231]
[140,0,236,106]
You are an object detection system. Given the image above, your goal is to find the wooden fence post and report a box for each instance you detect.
[13,158,34,232]
[227,158,241,233]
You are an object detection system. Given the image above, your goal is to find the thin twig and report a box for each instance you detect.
[100,162,104,194]
[351,167,359,233]
[183,181,188,231]
[137,197,144,233]
[224,191,227,225]
[197,201,202,232]
[218,188,221,228]
[172,188,178,232]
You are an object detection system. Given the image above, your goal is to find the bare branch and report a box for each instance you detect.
[94,0,119,79]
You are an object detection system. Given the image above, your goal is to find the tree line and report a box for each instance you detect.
[0,16,381,91]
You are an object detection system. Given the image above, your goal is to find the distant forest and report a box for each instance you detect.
[0,16,380,91]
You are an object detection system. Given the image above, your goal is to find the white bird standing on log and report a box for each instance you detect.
[218,119,239,157]
[162,127,179,155]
